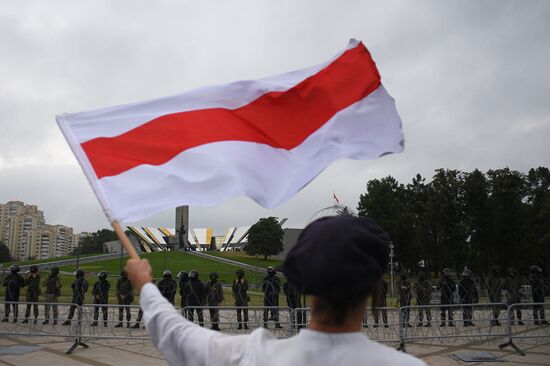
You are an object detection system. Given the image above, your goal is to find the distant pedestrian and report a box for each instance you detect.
[458,269,477,327]
[529,265,547,325]
[398,273,412,327]
[438,268,456,327]
[91,271,110,327]
[177,271,189,317]
[205,272,224,331]
[2,264,25,323]
[63,269,88,326]
[232,269,249,330]
[115,271,133,328]
[487,265,503,326]
[158,270,177,305]
[185,270,205,326]
[262,267,282,329]
[414,273,432,327]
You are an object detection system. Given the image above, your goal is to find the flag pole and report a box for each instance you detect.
[111,220,140,260]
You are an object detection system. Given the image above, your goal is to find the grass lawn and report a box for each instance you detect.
[207,251,283,269]
[1,253,102,267]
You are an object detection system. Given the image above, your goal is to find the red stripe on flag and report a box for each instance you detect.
[82,43,381,179]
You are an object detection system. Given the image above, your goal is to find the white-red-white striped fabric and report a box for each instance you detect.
[57,39,404,223]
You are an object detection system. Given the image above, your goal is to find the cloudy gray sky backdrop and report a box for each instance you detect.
[1,1,549,234]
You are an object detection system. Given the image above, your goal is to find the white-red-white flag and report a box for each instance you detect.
[57,40,404,223]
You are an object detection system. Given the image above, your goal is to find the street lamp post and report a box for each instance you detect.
[389,242,394,297]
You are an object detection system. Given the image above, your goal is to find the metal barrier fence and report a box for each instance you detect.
[181,306,291,337]
[287,307,402,344]
[499,302,550,355]
[1,301,549,355]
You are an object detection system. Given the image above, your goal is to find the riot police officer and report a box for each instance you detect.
[398,273,412,327]
[283,280,303,329]
[177,271,189,317]
[43,267,61,325]
[205,272,224,331]
[63,269,89,325]
[158,270,177,305]
[262,266,282,329]
[374,279,389,328]
[487,265,503,326]
[504,268,524,325]
[414,272,432,327]
[115,271,133,328]
[529,265,547,325]
[232,269,249,330]
[23,265,40,324]
[458,269,478,326]
[439,268,456,327]
[2,264,25,322]
[184,270,205,326]
[91,271,110,327]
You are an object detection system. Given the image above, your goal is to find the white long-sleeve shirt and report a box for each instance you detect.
[141,283,426,366]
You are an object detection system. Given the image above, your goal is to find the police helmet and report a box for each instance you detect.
[462,269,472,278]
[530,265,543,274]
[189,270,199,279]
[267,266,276,275]
[51,266,60,275]
[236,269,245,277]
[10,264,20,273]
[490,265,500,273]
[98,271,108,280]
[442,268,452,277]
[29,265,38,273]
[163,269,172,278]
[75,269,85,278]
[209,272,218,280]
[177,271,188,280]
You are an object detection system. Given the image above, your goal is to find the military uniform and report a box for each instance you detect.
[184,272,205,326]
[262,268,281,328]
[158,272,177,305]
[414,275,432,326]
[398,275,412,327]
[529,266,547,325]
[374,279,388,328]
[232,271,249,329]
[283,281,303,329]
[487,267,503,326]
[116,273,134,327]
[92,274,111,326]
[504,269,523,325]
[43,269,62,324]
[63,271,88,325]
[23,270,40,323]
[205,273,224,331]
[438,271,456,326]
[2,267,25,322]
[458,271,477,326]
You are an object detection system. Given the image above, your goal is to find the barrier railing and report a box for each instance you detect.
[499,302,550,355]
[2,301,549,356]
[181,306,291,337]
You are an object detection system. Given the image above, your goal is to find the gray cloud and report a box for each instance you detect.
[1,0,549,234]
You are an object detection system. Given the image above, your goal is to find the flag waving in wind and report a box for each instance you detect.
[57,39,404,223]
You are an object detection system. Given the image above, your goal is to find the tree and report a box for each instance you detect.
[0,242,12,263]
[245,217,284,260]
[336,205,355,216]
[71,229,118,255]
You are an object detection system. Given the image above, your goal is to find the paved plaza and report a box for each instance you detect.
[1,332,549,366]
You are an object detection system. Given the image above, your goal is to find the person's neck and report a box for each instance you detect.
[308,318,362,333]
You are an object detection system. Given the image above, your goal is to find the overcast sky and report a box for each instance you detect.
[1,1,549,234]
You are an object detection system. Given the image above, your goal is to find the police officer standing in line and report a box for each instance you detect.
[2,264,25,323]
[232,269,249,330]
[185,270,205,326]
[374,278,389,328]
[91,271,110,327]
[439,268,456,327]
[414,272,432,327]
[487,265,503,326]
[458,269,478,327]
[63,269,89,326]
[398,272,412,327]
[205,272,224,331]
[23,265,40,324]
[504,268,524,325]
[283,280,303,329]
[262,266,282,329]
[43,267,61,325]
[529,265,547,325]
[177,271,189,317]
[115,271,133,328]
[158,270,177,305]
